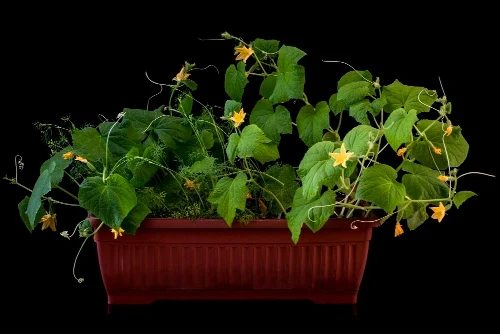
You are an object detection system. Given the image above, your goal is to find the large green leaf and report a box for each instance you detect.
[78,174,137,229]
[122,108,164,133]
[296,101,330,147]
[337,70,373,90]
[72,127,106,161]
[18,196,46,233]
[381,80,437,113]
[261,164,299,215]
[224,61,248,102]
[453,191,477,209]
[337,81,371,105]
[99,120,145,161]
[384,108,419,151]
[120,202,151,235]
[297,141,355,201]
[249,99,292,144]
[355,164,406,213]
[188,157,216,174]
[286,188,336,244]
[410,120,469,170]
[401,161,449,201]
[149,115,192,148]
[397,201,429,230]
[226,133,240,164]
[252,38,280,58]
[268,46,306,104]
[236,124,280,164]
[343,124,380,156]
[40,147,73,186]
[207,173,249,226]
[26,163,55,227]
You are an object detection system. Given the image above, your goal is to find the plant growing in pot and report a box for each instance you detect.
[6,32,494,305]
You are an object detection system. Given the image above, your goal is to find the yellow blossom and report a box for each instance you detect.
[184,179,197,190]
[397,147,407,159]
[40,213,57,231]
[234,45,254,63]
[430,202,446,223]
[62,151,75,160]
[433,147,442,155]
[75,156,88,163]
[111,227,125,239]
[394,222,404,237]
[173,66,190,82]
[328,143,354,168]
[445,125,453,136]
[246,193,253,199]
[230,108,246,127]
[244,72,250,78]
[438,175,448,181]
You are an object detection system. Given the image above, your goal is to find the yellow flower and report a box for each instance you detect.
[444,125,453,136]
[433,147,442,155]
[246,193,253,199]
[394,222,404,237]
[397,147,407,159]
[230,108,246,127]
[173,66,191,82]
[75,156,88,163]
[111,227,125,239]
[437,175,448,181]
[184,179,197,190]
[62,151,75,160]
[328,143,354,168]
[40,213,57,232]
[234,45,254,63]
[430,202,446,223]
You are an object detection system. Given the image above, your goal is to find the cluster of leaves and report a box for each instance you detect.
[8,33,486,245]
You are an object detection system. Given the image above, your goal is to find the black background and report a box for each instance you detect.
[3,7,497,325]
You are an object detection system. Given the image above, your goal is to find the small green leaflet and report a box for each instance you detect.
[149,115,192,149]
[126,146,160,188]
[296,101,330,147]
[297,141,355,201]
[355,164,406,213]
[348,99,372,125]
[381,80,437,113]
[207,173,249,227]
[384,108,418,151]
[226,133,240,164]
[453,191,477,209]
[19,196,45,233]
[261,164,299,215]
[286,188,336,244]
[120,202,151,235]
[78,174,137,230]
[224,100,242,117]
[343,125,380,156]
[410,120,469,170]
[267,46,307,104]
[328,93,346,116]
[250,99,292,144]
[259,73,277,99]
[179,92,194,115]
[188,157,216,174]
[370,97,387,116]
[99,120,145,160]
[401,161,449,201]
[224,61,248,102]
[397,201,429,230]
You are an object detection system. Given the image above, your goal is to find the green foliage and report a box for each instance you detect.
[7,31,490,250]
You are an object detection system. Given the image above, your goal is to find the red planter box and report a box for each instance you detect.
[90,218,378,305]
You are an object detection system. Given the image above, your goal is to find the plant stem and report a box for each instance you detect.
[55,185,79,201]
[253,180,287,217]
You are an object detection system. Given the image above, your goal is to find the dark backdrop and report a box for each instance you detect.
[3,10,496,324]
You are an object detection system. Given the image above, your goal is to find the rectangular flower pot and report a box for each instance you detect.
[90,218,378,305]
